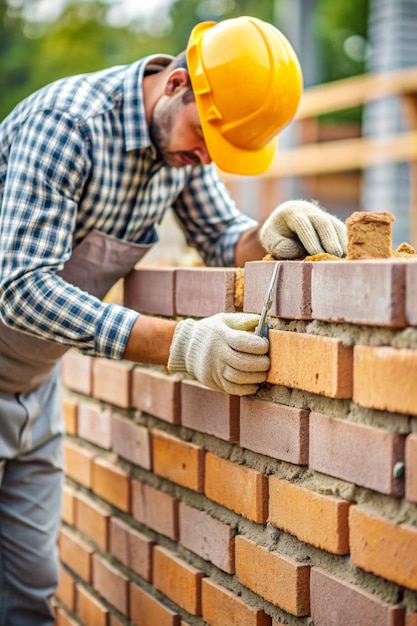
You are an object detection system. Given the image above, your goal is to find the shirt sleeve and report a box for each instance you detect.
[0,109,138,359]
[172,163,258,266]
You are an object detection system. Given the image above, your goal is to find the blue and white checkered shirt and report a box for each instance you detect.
[0,55,256,359]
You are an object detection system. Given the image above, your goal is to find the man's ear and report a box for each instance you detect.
[165,68,191,95]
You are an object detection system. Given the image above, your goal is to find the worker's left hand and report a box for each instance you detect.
[259,199,347,259]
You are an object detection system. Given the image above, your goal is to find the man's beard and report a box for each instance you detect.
[149,106,201,167]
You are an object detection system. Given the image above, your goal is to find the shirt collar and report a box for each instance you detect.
[122,54,173,153]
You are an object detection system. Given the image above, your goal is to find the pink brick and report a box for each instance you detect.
[61,350,93,395]
[131,479,179,539]
[124,268,176,316]
[111,413,151,469]
[312,260,406,326]
[131,366,181,423]
[310,567,405,625]
[179,502,234,573]
[92,358,133,408]
[309,411,405,496]
[243,260,312,319]
[109,518,153,581]
[406,262,417,325]
[240,397,309,464]
[181,380,239,442]
[77,402,112,449]
[93,554,129,615]
[406,434,417,503]
[175,267,237,316]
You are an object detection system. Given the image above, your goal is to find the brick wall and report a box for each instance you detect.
[55,259,417,626]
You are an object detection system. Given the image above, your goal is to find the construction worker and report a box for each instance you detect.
[0,16,346,624]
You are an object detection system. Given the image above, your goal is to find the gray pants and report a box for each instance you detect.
[0,366,63,626]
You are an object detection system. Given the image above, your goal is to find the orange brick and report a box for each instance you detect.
[76,584,108,626]
[59,527,93,582]
[63,439,95,488]
[131,366,181,424]
[56,565,75,611]
[129,584,180,626]
[62,396,78,435]
[267,330,353,398]
[93,554,129,615]
[74,491,111,550]
[407,614,417,626]
[92,457,131,512]
[153,545,204,615]
[152,430,204,492]
[354,345,417,416]
[61,350,93,395]
[350,506,417,591]
[109,518,153,581]
[406,434,417,503]
[202,578,271,626]
[77,401,112,449]
[235,535,310,616]
[92,358,133,408]
[111,413,151,469]
[131,479,178,539]
[205,452,267,523]
[269,476,351,554]
[55,606,79,626]
[61,483,76,525]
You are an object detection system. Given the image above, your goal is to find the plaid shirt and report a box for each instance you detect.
[0,55,256,359]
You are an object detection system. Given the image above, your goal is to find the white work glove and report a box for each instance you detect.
[167,313,270,396]
[260,199,347,259]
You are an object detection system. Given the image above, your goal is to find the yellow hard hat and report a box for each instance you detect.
[186,16,303,176]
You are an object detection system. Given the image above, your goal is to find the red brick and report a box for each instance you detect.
[59,527,93,582]
[240,397,309,464]
[131,366,180,423]
[179,502,234,573]
[405,262,417,325]
[92,358,133,408]
[153,545,204,615]
[93,554,129,615]
[354,345,417,416]
[76,584,108,626]
[205,452,267,523]
[181,379,239,442]
[111,413,151,469]
[63,439,95,488]
[202,577,271,626]
[407,614,417,626]
[152,430,204,492]
[62,396,78,435]
[56,565,75,611]
[243,260,312,320]
[267,330,353,398]
[350,506,417,590]
[77,402,112,449]
[131,479,178,539]
[129,584,180,626]
[175,267,237,316]
[235,535,310,616]
[310,567,405,626]
[109,517,153,581]
[92,457,131,512]
[311,260,406,326]
[61,483,76,525]
[406,433,417,503]
[61,350,93,395]
[74,491,111,550]
[269,476,351,554]
[124,268,176,316]
[309,411,405,496]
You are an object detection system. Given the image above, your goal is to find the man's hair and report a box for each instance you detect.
[170,51,195,104]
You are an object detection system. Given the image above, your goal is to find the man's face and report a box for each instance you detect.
[149,88,211,168]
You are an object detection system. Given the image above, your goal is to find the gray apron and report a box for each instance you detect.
[0,230,150,394]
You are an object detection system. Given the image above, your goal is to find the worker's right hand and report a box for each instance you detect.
[167,312,270,396]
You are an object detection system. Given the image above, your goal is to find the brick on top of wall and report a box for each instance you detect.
[240,397,309,464]
[153,545,205,616]
[109,517,153,581]
[181,379,239,442]
[152,430,204,492]
[77,401,112,450]
[93,554,129,616]
[311,260,407,327]
[92,358,133,408]
[131,366,181,424]
[61,350,93,395]
[310,567,405,626]
[91,457,131,512]
[235,535,310,617]
[406,433,417,503]
[354,345,417,416]
[131,479,179,540]
[129,584,180,626]
[76,584,109,626]
[349,506,417,591]
[204,452,267,524]
[63,439,96,488]
[405,261,417,326]
[202,577,271,626]
[269,476,351,555]
[309,411,405,496]
[74,490,111,551]
[267,330,353,399]
[243,260,312,320]
[179,502,234,574]
[124,268,176,316]
[111,413,151,470]
[175,267,238,317]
